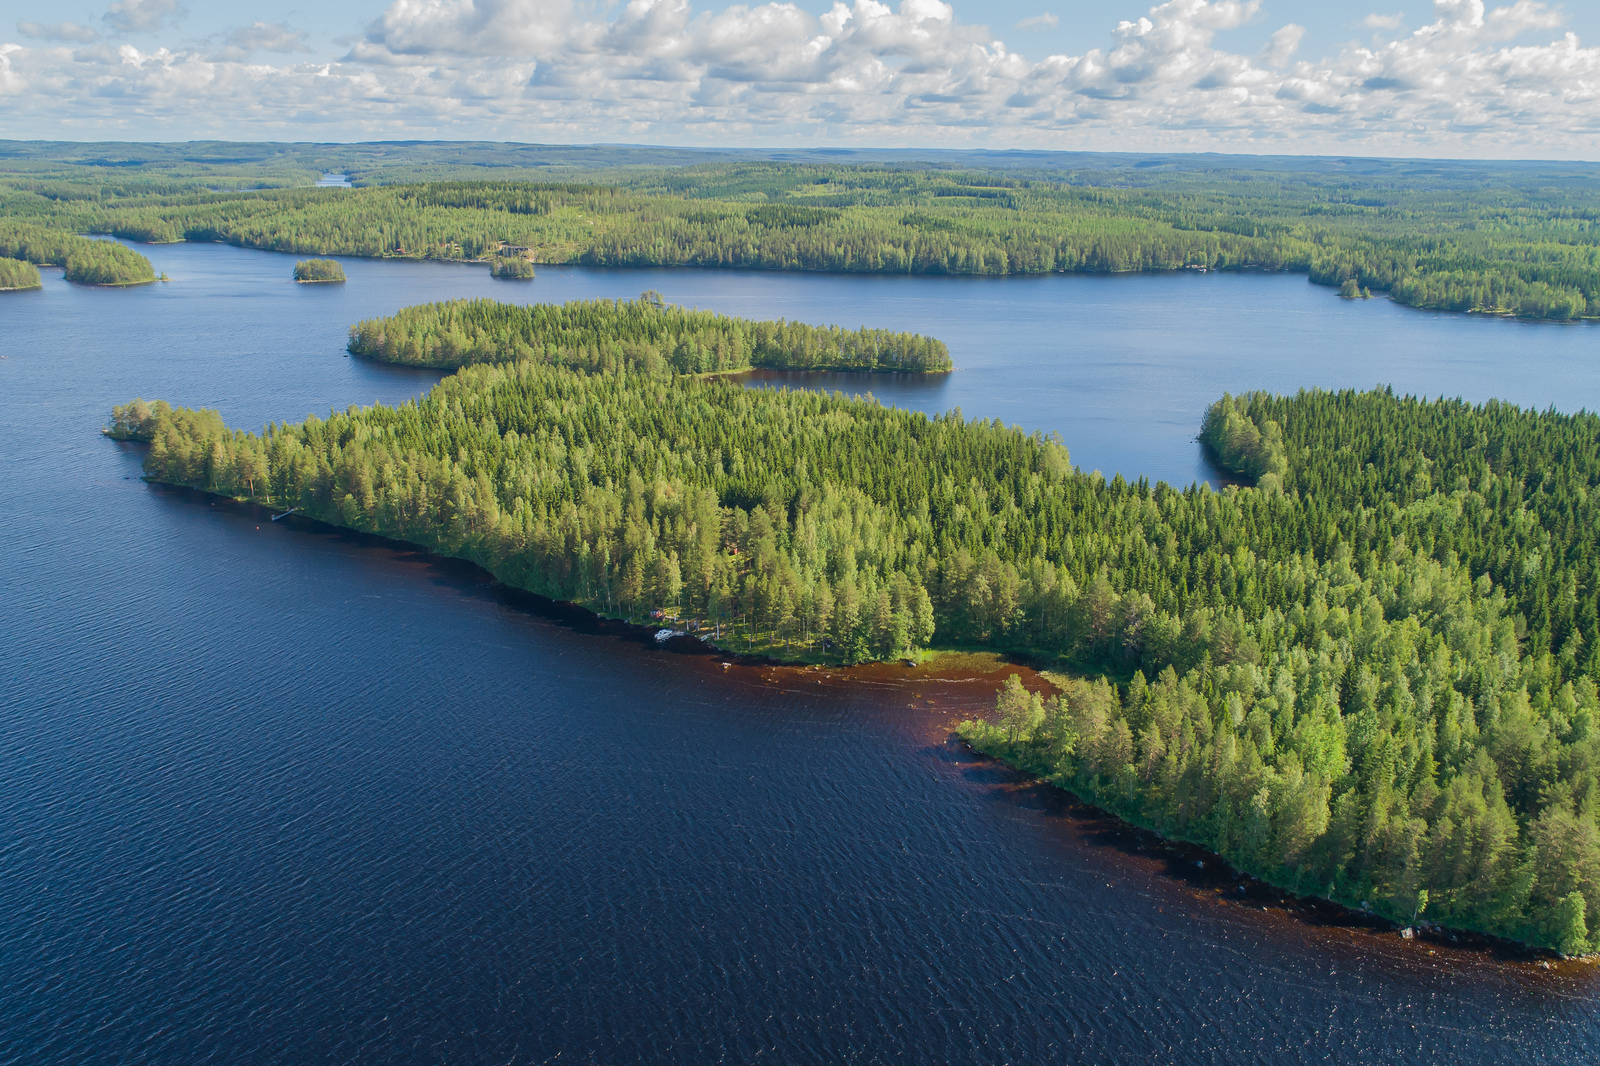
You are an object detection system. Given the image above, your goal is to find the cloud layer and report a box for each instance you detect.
[4,0,1598,155]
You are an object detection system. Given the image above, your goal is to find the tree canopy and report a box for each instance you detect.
[0,255,40,290]
[490,255,536,279]
[0,221,154,285]
[11,162,1600,317]
[293,258,345,282]
[347,295,953,373]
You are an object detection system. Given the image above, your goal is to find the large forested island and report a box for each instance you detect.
[348,296,952,372]
[110,290,1600,957]
[7,148,1600,318]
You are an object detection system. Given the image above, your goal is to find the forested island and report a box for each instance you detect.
[293,258,345,282]
[7,159,1600,318]
[110,312,1600,956]
[0,255,40,290]
[348,296,952,372]
[490,254,536,279]
[0,222,155,286]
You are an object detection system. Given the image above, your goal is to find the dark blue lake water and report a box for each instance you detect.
[2,242,1597,1064]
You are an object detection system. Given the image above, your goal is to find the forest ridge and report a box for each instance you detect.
[5,160,1600,318]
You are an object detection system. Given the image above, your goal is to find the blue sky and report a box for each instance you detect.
[3,1,1597,155]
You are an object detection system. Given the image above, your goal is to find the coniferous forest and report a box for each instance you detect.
[0,255,40,290]
[8,159,1600,317]
[347,296,952,372]
[113,304,1600,954]
[0,221,155,285]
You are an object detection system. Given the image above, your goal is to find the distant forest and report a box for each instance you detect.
[5,155,1600,317]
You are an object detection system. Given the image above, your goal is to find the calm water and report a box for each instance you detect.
[2,243,1598,1064]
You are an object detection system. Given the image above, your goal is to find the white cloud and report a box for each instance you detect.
[1017,13,1059,30]
[0,0,1595,155]
[229,22,310,54]
[17,20,101,43]
[0,42,23,94]
[208,21,311,61]
[349,0,581,60]
[1257,22,1303,67]
[1363,14,1405,30]
[103,0,187,35]
[1483,0,1564,38]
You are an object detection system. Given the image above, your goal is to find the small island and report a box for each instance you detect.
[490,255,536,280]
[293,258,346,283]
[63,241,156,286]
[0,256,41,291]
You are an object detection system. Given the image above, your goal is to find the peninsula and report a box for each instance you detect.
[110,343,1600,958]
[0,224,155,286]
[0,255,40,290]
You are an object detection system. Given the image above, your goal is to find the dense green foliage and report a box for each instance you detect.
[105,398,172,441]
[1207,390,1600,681]
[0,255,40,290]
[490,255,536,279]
[293,258,345,282]
[347,296,952,373]
[963,388,1600,957]
[0,221,156,285]
[122,370,1600,954]
[61,240,156,286]
[9,161,1600,318]
[58,142,1600,953]
[0,220,101,264]
[126,368,1600,952]
[1199,394,1289,492]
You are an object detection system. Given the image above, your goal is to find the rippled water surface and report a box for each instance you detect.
[2,243,1598,1064]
